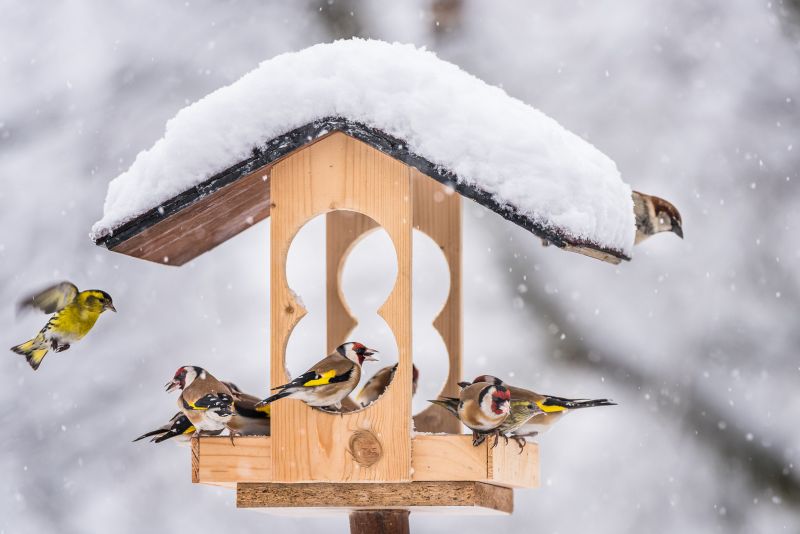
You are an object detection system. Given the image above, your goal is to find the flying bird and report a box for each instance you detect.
[632,191,684,244]
[10,281,116,370]
[256,342,378,410]
[356,363,419,407]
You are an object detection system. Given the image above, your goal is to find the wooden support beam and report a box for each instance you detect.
[236,481,513,514]
[350,510,410,534]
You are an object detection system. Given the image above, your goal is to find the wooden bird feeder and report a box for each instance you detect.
[93,111,636,530]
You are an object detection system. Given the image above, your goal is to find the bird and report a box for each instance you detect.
[356,363,419,407]
[133,412,200,445]
[460,375,616,439]
[10,281,116,370]
[165,366,235,435]
[429,393,542,451]
[256,342,378,410]
[223,381,271,436]
[452,380,512,447]
[632,191,684,244]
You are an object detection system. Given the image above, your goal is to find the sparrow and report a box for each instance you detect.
[454,380,512,446]
[133,412,200,444]
[632,191,684,244]
[356,363,419,407]
[256,342,378,410]
[461,375,616,439]
[165,366,235,435]
[10,281,115,370]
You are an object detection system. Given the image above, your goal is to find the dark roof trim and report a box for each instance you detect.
[93,117,629,261]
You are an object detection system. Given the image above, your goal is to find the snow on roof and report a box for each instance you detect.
[91,39,635,256]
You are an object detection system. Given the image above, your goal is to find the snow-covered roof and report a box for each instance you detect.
[91,39,636,260]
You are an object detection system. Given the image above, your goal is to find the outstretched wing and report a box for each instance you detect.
[18,281,79,314]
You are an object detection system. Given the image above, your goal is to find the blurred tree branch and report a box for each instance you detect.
[495,225,800,510]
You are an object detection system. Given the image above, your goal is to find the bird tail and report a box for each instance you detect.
[133,429,166,442]
[541,395,617,411]
[428,397,460,417]
[255,389,292,408]
[10,334,48,371]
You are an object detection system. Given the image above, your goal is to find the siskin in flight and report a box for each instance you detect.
[256,342,378,410]
[11,281,116,370]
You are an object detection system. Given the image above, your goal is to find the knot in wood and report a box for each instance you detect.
[348,430,382,468]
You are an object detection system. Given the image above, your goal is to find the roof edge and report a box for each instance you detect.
[92,117,630,262]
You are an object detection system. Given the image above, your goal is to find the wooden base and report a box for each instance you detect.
[237,481,512,515]
[192,434,539,489]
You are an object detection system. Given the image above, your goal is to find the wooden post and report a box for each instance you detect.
[349,510,410,534]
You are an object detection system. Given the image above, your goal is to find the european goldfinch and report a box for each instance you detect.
[462,375,616,439]
[257,342,378,410]
[633,191,684,244]
[133,412,200,444]
[455,380,511,446]
[223,381,271,436]
[11,281,115,370]
[166,366,235,435]
[356,363,419,407]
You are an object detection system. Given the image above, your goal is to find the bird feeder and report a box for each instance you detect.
[91,40,643,532]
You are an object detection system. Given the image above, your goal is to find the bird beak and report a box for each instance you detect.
[105,302,117,313]
[362,349,379,362]
[672,224,684,239]
[165,380,180,393]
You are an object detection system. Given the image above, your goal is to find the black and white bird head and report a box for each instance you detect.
[337,342,379,366]
[165,365,205,393]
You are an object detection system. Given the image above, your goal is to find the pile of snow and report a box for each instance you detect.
[92,39,635,255]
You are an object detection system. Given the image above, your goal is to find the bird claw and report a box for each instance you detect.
[513,436,527,454]
[472,432,487,447]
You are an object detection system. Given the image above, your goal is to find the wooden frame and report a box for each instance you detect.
[192,435,539,492]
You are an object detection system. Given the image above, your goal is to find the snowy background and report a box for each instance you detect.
[1,1,798,533]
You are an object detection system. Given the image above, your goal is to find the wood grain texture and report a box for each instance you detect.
[349,510,410,534]
[410,170,463,434]
[110,165,271,266]
[193,435,539,489]
[270,132,413,483]
[326,210,379,354]
[236,481,512,514]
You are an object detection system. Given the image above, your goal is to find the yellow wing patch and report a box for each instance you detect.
[303,369,336,387]
[256,404,271,415]
[536,401,567,413]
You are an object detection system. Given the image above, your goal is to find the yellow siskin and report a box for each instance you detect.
[10,281,116,370]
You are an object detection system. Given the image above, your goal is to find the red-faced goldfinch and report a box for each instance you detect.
[11,281,115,370]
[133,412,200,444]
[462,375,616,439]
[632,191,684,244]
[455,380,511,446]
[356,363,419,407]
[256,342,378,410]
[165,366,235,435]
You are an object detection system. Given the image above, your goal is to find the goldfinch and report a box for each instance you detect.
[165,366,235,435]
[256,342,378,410]
[11,281,115,370]
[133,412,199,444]
[356,363,419,407]
[455,380,512,446]
[461,375,616,439]
[430,393,542,451]
[633,191,684,244]
[223,382,271,436]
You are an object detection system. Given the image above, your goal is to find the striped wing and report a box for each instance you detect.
[18,281,79,314]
